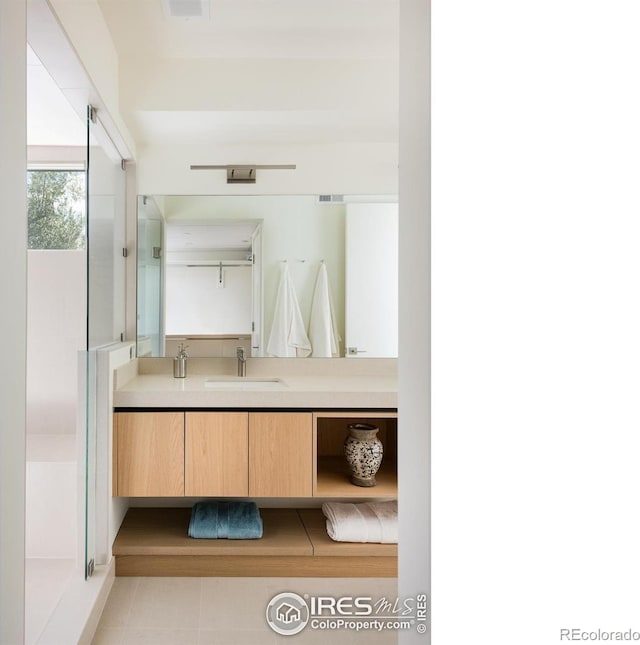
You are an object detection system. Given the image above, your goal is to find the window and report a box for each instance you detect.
[27,169,86,249]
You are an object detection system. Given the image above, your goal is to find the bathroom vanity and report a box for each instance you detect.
[113,410,397,499]
[111,358,398,577]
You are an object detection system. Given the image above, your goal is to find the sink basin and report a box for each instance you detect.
[204,377,287,390]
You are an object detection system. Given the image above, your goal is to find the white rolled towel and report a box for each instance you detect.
[321,500,398,543]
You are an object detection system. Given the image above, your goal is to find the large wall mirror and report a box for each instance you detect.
[137,194,398,359]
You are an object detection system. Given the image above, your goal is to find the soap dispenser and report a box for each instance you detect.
[173,343,188,378]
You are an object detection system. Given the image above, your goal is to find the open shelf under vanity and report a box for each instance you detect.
[113,507,397,577]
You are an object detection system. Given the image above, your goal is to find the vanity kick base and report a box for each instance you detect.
[113,507,397,578]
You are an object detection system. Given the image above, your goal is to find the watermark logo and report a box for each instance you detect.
[265,592,429,636]
[265,592,310,636]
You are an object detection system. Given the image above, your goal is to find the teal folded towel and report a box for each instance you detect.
[188,501,263,539]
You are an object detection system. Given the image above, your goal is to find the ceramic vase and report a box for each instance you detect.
[344,423,383,487]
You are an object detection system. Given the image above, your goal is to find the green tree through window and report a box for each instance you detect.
[27,170,85,249]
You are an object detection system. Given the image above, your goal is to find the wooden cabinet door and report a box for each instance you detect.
[115,412,184,496]
[185,412,249,496]
[249,412,313,497]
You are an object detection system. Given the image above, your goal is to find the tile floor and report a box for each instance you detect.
[92,577,400,644]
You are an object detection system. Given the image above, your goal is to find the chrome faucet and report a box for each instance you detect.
[236,346,247,377]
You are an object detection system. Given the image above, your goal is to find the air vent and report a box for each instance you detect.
[162,0,209,19]
[318,194,345,203]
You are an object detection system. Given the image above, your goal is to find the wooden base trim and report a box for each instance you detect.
[116,555,397,578]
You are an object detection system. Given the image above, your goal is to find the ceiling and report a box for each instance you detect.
[166,220,258,251]
[27,45,85,147]
[97,0,398,61]
[95,0,399,146]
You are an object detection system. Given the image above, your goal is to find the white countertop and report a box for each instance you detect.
[114,373,397,409]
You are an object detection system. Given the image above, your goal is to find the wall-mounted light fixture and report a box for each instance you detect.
[190,164,296,184]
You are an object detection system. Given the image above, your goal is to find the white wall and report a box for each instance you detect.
[398,1,430,643]
[0,1,27,642]
[166,265,252,335]
[137,142,398,196]
[25,250,84,564]
[27,250,86,434]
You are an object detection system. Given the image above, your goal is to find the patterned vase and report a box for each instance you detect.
[344,423,384,487]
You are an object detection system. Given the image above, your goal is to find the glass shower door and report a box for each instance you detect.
[84,105,126,577]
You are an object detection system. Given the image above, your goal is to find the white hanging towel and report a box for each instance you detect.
[309,262,341,357]
[266,262,311,357]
